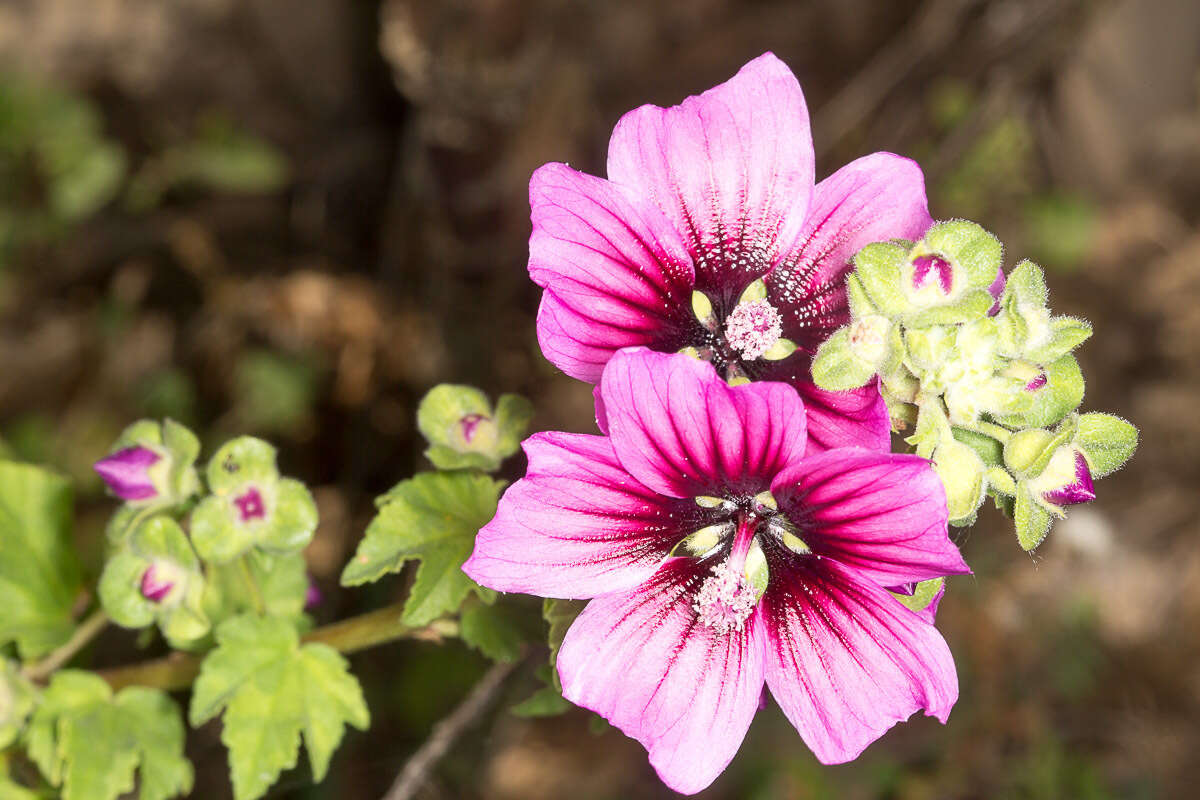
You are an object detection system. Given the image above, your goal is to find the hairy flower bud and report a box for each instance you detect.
[94,446,161,501]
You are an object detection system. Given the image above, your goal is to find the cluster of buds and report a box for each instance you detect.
[94,422,320,647]
[812,221,1137,549]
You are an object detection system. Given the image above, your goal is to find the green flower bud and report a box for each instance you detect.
[94,419,200,524]
[98,516,210,647]
[417,384,533,472]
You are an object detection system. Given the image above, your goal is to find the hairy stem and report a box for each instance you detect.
[22,609,110,682]
[382,658,520,800]
[97,603,459,691]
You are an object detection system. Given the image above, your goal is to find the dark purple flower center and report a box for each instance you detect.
[234,487,267,522]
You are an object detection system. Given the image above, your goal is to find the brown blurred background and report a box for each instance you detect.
[0,0,1196,797]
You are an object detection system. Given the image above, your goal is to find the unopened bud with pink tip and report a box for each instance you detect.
[95,446,161,501]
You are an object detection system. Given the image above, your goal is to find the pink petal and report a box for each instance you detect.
[557,560,766,794]
[767,152,932,353]
[761,556,958,764]
[793,378,890,453]
[600,348,807,498]
[771,448,968,588]
[463,432,686,599]
[529,164,696,382]
[606,53,815,293]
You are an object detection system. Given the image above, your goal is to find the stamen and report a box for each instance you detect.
[694,564,758,633]
[724,299,783,360]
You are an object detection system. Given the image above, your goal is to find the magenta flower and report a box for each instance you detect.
[528,53,933,451]
[94,445,161,501]
[464,348,968,794]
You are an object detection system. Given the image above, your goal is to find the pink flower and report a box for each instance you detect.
[528,53,933,451]
[94,445,161,501]
[464,348,968,794]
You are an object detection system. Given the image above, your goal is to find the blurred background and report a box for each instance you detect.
[0,0,1195,797]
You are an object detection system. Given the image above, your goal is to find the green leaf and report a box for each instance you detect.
[892,577,945,615]
[459,601,528,663]
[0,658,36,749]
[0,461,81,659]
[543,599,585,692]
[510,684,571,718]
[27,671,192,800]
[190,615,369,800]
[340,472,503,625]
[810,327,877,391]
[1075,412,1138,478]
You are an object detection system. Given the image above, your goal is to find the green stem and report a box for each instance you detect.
[22,609,110,682]
[96,603,458,692]
[237,556,266,615]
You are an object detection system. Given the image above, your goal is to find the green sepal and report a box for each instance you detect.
[0,461,82,660]
[853,241,909,316]
[417,385,532,472]
[951,427,1005,467]
[985,467,1018,497]
[1075,413,1137,478]
[189,615,368,800]
[1003,259,1049,308]
[1015,488,1053,551]
[339,472,503,625]
[544,598,586,692]
[845,274,875,318]
[993,354,1084,429]
[921,220,1003,288]
[205,437,280,494]
[26,671,192,800]
[810,327,877,391]
[1026,316,1092,364]
[98,516,210,647]
[105,419,201,513]
[907,288,994,328]
[0,659,36,749]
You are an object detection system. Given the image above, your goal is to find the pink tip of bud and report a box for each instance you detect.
[912,254,954,295]
[1042,451,1096,506]
[459,414,487,443]
[94,446,161,501]
[1025,371,1048,392]
[140,564,175,603]
[305,578,323,610]
[987,266,1006,315]
[233,487,267,522]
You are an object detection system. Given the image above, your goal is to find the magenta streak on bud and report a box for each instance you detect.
[94,446,161,501]
[1025,371,1048,392]
[911,254,953,294]
[140,564,175,603]
[987,266,1006,316]
[305,578,323,610]
[460,413,488,443]
[234,487,267,522]
[723,299,782,360]
[1042,451,1096,506]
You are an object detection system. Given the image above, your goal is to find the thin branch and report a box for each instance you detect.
[97,603,458,692]
[382,659,520,800]
[22,609,110,682]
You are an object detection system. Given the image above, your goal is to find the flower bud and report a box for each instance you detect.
[139,562,179,603]
[94,446,161,501]
[417,384,532,471]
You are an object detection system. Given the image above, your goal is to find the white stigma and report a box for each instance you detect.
[724,300,782,360]
[694,564,758,633]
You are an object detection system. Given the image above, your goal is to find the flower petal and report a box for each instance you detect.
[529,163,696,382]
[463,432,688,599]
[606,53,814,294]
[600,348,807,498]
[767,152,932,353]
[557,559,766,794]
[772,448,969,588]
[761,554,958,764]
[793,378,890,453]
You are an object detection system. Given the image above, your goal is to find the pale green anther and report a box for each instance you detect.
[678,346,702,359]
[777,527,812,556]
[728,375,751,387]
[739,278,767,304]
[752,490,777,512]
[670,523,731,558]
[760,337,798,361]
[690,290,715,324]
[694,495,728,509]
[743,540,770,599]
